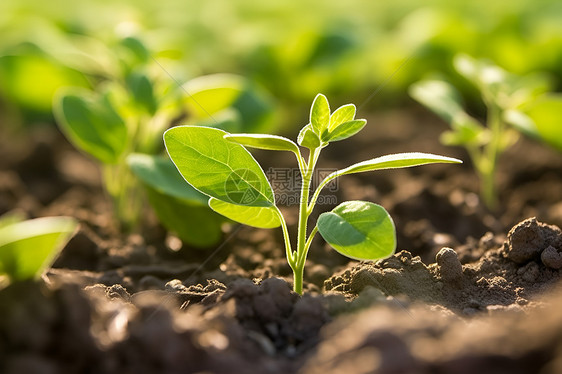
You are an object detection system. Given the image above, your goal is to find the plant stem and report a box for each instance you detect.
[103,163,142,232]
[482,103,502,210]
[293,148,320,294]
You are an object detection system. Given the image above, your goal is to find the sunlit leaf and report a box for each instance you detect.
[297,124,321,149]
[409,80,464,122]
[318,201,395,260]
[224,133,300,154]
[209,198,280,228]
[323,119,366,142]
[329,104,356,131]
[310,93,330,134]
[164,126,275,207]
[0,217,77,281]
[54,88,127,164]
[524,95,562,151]
[333,152,462,177]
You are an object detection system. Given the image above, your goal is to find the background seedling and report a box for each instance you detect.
[53,35,276,246]
[0,214,77,288]
[409,53,559,209]
[164,94,461,294]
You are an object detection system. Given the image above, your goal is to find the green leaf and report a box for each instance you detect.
[182,74,276,133]
[0,217,77,281]
[329,104,356,131]
[318,201,395,260]
[441,113,488,146]
[335,152,462,177]
[126,72,157,115]
[208,198,281,229]
[409,80,464,122]
[127,153,208,204]
[523,95,562,152]
[144,187,223,247]
[164,126,275,207]
[310,93,330,134]
[224,134,300,154]
[323,119,366,142]
[504,109,538,138]
[54,88,127,164]
[182,74,243,118]
[120,36,150,64]
[297,124,322,149]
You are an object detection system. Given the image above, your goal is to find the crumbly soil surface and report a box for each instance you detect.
[2,109,562,373]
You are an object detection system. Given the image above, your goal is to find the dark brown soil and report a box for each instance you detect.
[1,109,562,373]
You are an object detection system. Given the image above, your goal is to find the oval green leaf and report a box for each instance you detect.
[182,74,243,118]
[144,187,223,247]
[127,153,208,205]
[224,134,300,154]
[329,104,356,131]
[54,88,127,164]
[524,95,562,152]
[0,217,77,281]
[208,198,281,229]
[409,80,464,123]
[310,93,330,134]
[323,119,366,142]
[318,201,395,260]
[164,126,275,207]
[297,124,321,149]
[126,71,157,115]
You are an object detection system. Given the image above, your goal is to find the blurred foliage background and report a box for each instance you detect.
[1,0,561,130]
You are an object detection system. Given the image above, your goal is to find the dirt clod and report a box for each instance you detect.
[436,247,464,283]
[541,246,562,269]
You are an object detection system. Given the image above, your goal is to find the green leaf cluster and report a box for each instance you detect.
[165,94,461,294]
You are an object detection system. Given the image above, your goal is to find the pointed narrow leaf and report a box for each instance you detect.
[54,88,127,164]
[323,119,366,142]
[318,201,395,260]
[0,217,77,281]
[336,153,462,177]
[224,134,300,154]
[164,126,275,207]
[310,94,330,134]
[209,198,281,229]
[297,124,321,149]
[329,104,356,131]
[409,80,464,122]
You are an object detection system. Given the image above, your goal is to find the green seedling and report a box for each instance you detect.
[53,35,275,246]
[164,94,461,294]
[0,215,77,287]
[409,53,558,209]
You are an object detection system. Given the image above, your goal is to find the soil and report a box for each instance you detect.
[1,108,562,373]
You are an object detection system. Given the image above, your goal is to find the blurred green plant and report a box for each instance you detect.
[410,53,558,209]
[0,214,77,287]
[52,35,276,245]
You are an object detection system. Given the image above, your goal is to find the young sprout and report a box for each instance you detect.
[164,94,461,294]
[409,53,556,209]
